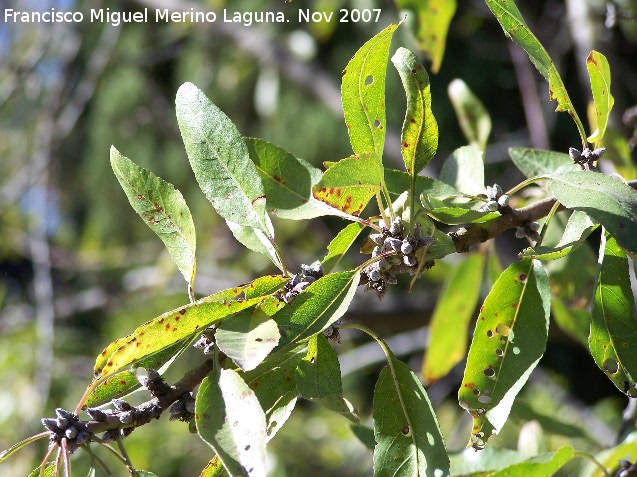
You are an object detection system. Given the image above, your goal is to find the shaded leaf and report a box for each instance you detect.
[509,148,577,179]
[374,350,449,477]
[512,400,594,442]
[314,395,360,425]
[521,211,598,260]
[175,82,272,239]
[245,138,340,220]
[241,345,306,441]
[581,431,637,477]
[296,334,342,399]
[275,271,360,349]
[488,445,574,477]
[448,78,491,151]
[312,153,383,216]
[485,0,586,140]
[551,298,590,348]
[425,227,457,261]
[439,145,485,196]
[587,51,614,145]
[391,47,438,175]
[589,232,637,397]
[549,171,637,253]
[342,23,399,156]
[216,298,282,372]
[423,252,485,382]
[110,147,196,286]
[351,425,376,451]
[196,369,267,477]
[321,222,366,274]
[395,0,456,73]
[458,259,550,449]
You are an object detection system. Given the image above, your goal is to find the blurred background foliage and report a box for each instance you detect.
[1,0,636,475]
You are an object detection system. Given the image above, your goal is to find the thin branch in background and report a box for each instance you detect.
[508,42,549,150]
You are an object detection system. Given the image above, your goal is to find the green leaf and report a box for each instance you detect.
[196,368,267,477]
[484,0,586,141]
[551,298,590,348]
[425,227,457,261]
[27,463,56,477]
[241,345,306,441]
[449,447,526,475]
[395,0,456,74]
[521,211,598,260]
[216,298,282,372]
[1,432,49,464]
[509,148,577,178]
[341,22,399,156]
[200,456,227,477]
[373,350,449,477]
[93,276,284,381]
[314,395,360,425]
[133,472,160,477]
[245,138,339,220]
[586,51,614,145]
[175,82,273,241]
[274,271,360,349]
[312,153,383,216]
[548,171,637,253]
[391,47,438,175]
[589,232,637,396]
[581,431,637,477]
[439,145,485,196]
[385,168,461,201]
[296,334,342,399]
[423,252,485,382]
[458,259,550,449]
[110,147,196,287]
[488,445,574,477]
[448,79,491,151]
[351,424,376,450]
[424,206,500,225]
[321,222,365,274]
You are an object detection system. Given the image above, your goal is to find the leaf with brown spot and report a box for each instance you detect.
[111,147,196,289]
[312,153,383,215]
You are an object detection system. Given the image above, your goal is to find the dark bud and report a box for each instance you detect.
[112,399,132,411]
[568,147,582,162]
[42,418,60,433]
[65,427,78,440]
[120,427,134,438]
[75,431,91,446]
[591,147,606,159]
[102,429,118,443]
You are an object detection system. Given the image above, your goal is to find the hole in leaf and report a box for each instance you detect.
[495,323,512,337]
[426,432,435,445]
[245,445,251,451]
[374,119,381,128]
[478,395,491,404]
[486,330,494,338]
[365,75,374,86]
[603,358,619,374]
[473,389,480,395]
[483,368,495,377]
[495,348,504,356]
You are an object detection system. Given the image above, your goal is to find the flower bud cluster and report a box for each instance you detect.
[515,221,541,242]
[193,331,215,355]
[41,408,91,453]
[479,183,510,213]
[95,398,162,442]
[280,260,324,304]
[569,146,606,168]
[363,217,434,299]
[169,392,196,422]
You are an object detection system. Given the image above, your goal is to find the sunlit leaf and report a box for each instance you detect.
[586,51,614,145]
[245,138,342,220]
[581,431,637,477]
[312,153,383,216]
[424,206,500,225]
[385,168,460,201]
[175,82,273,244]
[241,345,306,441]
[391,47,438,175]
[589,232,637,397]
[275,271,360,349]
[342,22,399,156]
[395,0,456,73]
[200,456,226,477]
[27,462,56,477]
[110,147,196,287]
[485,0,586,141]
[373,350,449,477]
[216,298,282,372]
[448,78,491,151]
[296,334,342,399]
[423,252,485,382]
[196,368,267,477]
[549,171,637,253]
[488,445,574,477]
[509,148,577,179]
[321,222,366,274]
[459,259,550,449]
[449,447,526,475]
[439,145,485,196]
[521,211,598,260]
